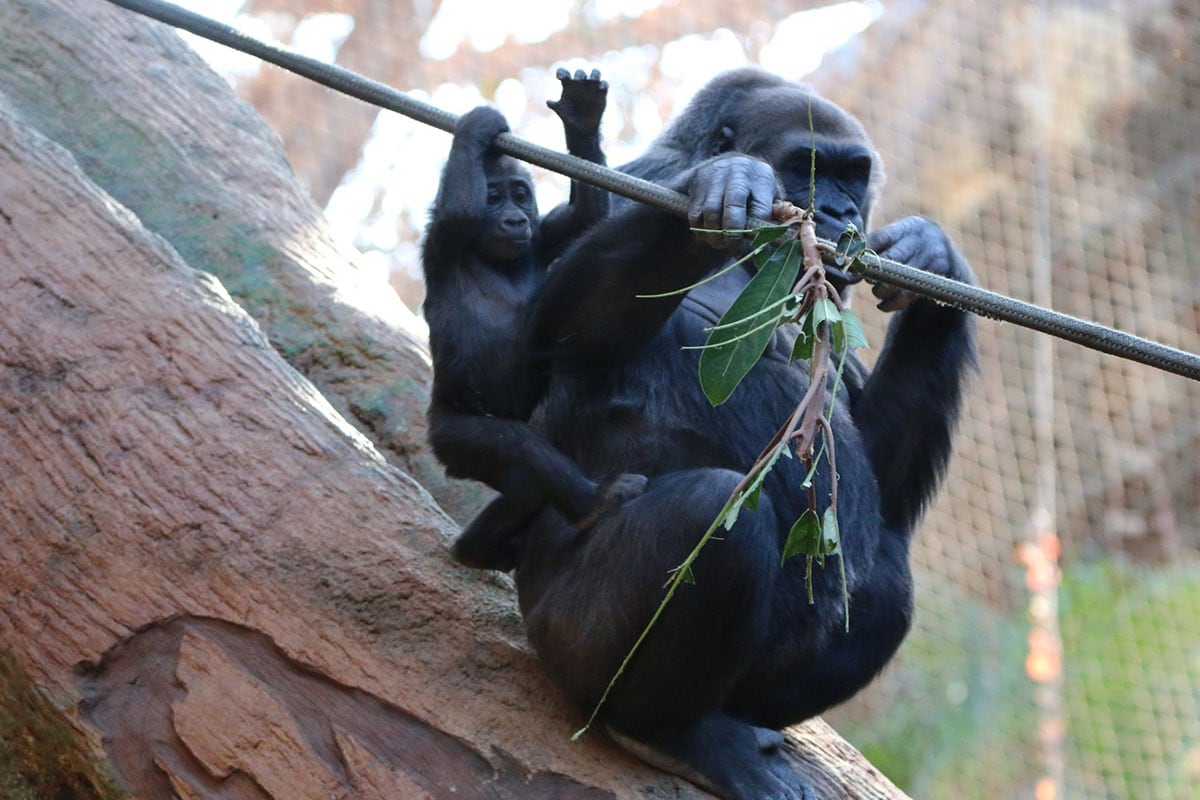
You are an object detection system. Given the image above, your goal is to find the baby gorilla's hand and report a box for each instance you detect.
[547,68,608,137]
[454,106,510,150]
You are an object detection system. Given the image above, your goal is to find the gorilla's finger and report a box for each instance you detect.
[719,176,752,233]
[877,291,915,312]
[734,159,779,225]
[688,174,720,230]
[871,282,897,302]
[867,216,925,253]
[748,173,779,223]
[873,280,918,312]
[877,239,920,269]
[865,227,896,253]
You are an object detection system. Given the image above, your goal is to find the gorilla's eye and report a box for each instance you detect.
[789,148,816,175]
[843,155,873,181]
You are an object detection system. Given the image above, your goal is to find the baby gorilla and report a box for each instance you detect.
[422,69,644,571]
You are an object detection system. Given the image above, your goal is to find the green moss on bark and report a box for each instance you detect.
[0,655,127,800]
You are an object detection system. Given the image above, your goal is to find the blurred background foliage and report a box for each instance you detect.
[178,0,1199,797]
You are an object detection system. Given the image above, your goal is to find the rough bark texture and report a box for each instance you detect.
[0,0,486,522]
[0,2,910,798]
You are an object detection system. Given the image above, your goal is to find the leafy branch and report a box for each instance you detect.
[573,205,871,739]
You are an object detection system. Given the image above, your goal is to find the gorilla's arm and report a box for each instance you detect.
[851,216,978,531]
[529,205,697,365]
[423,108,509,275]
[428,406,599,523]
[539,69,610,263]
[530,154,779,365]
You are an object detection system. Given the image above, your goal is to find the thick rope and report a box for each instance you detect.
[104,0,1200,381]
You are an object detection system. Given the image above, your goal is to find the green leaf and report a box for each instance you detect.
[822,507,842,555]
[666,562,697,586]
[752,243,775,270]
[704,295,795,334]
[638,231,785,299]
[751,223,791,251]
[741,483,762,514]
[719,496,744,530]
[811,298,842,327]
[791,298,842,363]
[834,223,866,266]
[799,444,825,489]
[790,327,814,362]
[699,242,801,405]
[834,310,869,352]
[722,444,788,529]
[782,509,822,564]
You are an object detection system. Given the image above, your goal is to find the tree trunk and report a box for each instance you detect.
[0,2,909,798]
[0,0,487,524]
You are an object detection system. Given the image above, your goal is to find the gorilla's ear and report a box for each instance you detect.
[714,126,737,154]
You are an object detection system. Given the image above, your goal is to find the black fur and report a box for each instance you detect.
[512,68,977,800]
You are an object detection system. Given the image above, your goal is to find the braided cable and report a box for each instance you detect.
[104,0,1200,381]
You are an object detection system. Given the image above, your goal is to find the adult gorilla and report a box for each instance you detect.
[512,68,977,800]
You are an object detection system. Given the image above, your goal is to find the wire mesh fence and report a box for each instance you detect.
[185,0,1200,797]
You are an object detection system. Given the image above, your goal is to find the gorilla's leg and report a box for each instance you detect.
[729,531,915,729]
[517,469,809,800]
[608,713,806,800]
[453,473,650,571]
[430,407,600,525]
[452,494,537,571]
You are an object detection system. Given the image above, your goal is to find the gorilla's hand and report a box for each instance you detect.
[454,106,510,149]
[866,216,977,311]
[548,68,608,136]
[687,154,780,250]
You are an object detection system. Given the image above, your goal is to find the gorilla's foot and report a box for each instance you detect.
[451,495,539,571]
[607,713,810,800]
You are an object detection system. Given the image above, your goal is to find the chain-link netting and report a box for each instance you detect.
[188,1,1200,796]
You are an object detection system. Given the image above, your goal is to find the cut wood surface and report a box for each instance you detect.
[0,2,910,798]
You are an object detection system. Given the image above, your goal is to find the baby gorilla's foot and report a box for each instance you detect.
[451,495,539,571]
[574,473,649,530]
